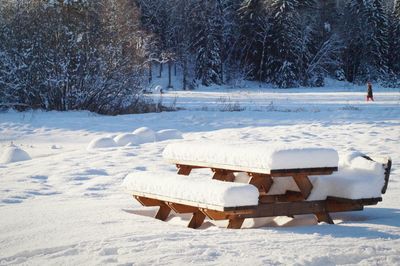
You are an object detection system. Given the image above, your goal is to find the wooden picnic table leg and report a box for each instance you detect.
[227,218,245,229]
[188,210,206,229]
[177,165,192,175]
[314,212,334,224]
[155,205,171,221]
[248,173,273,193]
[292,174,313,199]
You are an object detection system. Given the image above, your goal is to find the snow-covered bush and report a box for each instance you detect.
[87,137,117,150]
[114,134,140,146]
[156,129,183,141]
[0,145,31,164]
[132,127,156,144]
[0,0,151,115]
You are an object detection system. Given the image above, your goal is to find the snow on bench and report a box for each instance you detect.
[163,141,339,174]
[309,154,386,200]
[255,154,386,200]
[123,172,259,211]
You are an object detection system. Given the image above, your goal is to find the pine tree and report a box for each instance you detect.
[266,0,314,88]
[388,0,400,77]
[194,0,223,86]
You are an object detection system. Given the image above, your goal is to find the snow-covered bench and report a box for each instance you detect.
[125,141,391,228]
[123,172,259,228]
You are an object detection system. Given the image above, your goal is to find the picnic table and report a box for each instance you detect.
[125,141,392,229]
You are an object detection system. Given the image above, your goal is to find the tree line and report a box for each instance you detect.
[1,0,400,113]
[140,0,400,89]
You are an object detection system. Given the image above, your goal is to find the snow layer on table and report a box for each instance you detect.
[123,172,259,208]
[234,153,386,200]
[307,153,385,200]
[163,141,338,173]
[0,144,31,164]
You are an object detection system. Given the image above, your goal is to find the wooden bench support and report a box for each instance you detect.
[135,196,163,207]
[188,211,206,229]
[292,174,313,199]
[315,212,334,224]
[166,202,198,214]
[212,169,235,182]
[227,218,245,229]
[132,194,383,228]
[155,205,171,221]
[177,165,193,175]
[248,173,273,193]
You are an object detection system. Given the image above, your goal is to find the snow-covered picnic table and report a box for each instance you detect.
[124,141,391,229]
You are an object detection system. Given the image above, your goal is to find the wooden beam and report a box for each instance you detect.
[259,191,305,203]
[188,211,206,229]
[292,174,313,199]
[201,209,229,220]
[240,199,369,219]
[135,196,163,207]
[270,167,337,176]
[227,218,245,229]
[166,202,198,213]
[155,205,171,221]
[248,173,273,193]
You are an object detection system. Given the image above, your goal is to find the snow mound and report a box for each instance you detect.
[114,133,139,146]
[0,145,31,164]
[132,127,156,144]
[87,137,117,150]
[156,129,183,141]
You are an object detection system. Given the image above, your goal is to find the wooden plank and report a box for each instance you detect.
[240,199,370,219]
[155,205,171,221]
[188,211,206,229]
[259,191,304,203]
[166,202,198,213]
[201,209,229,220]
[135,196,163,207]
[315,212,334,224]
[167,159,338,176]
[227,218,245,229]
[248,173,273,193]
[292,174,313,199]
[270,167,337,176]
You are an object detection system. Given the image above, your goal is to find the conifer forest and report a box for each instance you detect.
[1,0,400,113]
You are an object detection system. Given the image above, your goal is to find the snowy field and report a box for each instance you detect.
[0,87,400,265]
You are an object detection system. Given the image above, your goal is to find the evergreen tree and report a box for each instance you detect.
[266,0,314,88]
[388,0,400,77]
[194,0,223,86]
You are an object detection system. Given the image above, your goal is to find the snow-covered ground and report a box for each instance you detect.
[0,87,399,265]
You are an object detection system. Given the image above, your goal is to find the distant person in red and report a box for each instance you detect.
[366,81,374,101]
